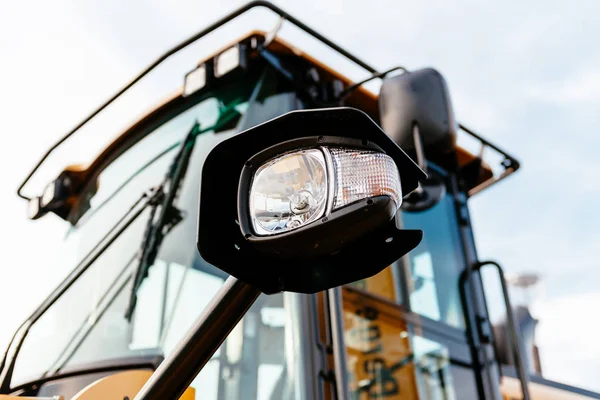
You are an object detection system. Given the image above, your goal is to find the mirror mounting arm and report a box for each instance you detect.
[412,124,427,173]
[134,277,261,400]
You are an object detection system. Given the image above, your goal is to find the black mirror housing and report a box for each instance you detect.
[379,68,457,156]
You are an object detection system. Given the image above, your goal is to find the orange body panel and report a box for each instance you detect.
[71,370,194,400]
[342,287,419,400]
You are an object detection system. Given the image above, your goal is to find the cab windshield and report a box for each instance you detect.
[10,67,308,400]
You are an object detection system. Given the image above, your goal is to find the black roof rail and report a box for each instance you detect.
[17,0,378,200]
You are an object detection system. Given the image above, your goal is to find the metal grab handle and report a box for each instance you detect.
[466,261,532,400]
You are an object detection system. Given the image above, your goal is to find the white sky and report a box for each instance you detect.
[1,0,599,394]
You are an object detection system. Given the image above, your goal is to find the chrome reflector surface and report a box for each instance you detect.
[249,146,402,236]
[250,149,328,235]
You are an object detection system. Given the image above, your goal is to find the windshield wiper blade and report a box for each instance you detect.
[44,118,199,373]
[124,121,200,320]
[123,96,248,321]
[76,141,182,227]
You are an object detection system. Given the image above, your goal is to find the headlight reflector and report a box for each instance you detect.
[249,146,402,236]
[250,149,328,235]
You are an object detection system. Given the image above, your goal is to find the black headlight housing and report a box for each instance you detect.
[197,107,426,294]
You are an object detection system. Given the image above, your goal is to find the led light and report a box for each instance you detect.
[248,146,402,236]
[40,181,55,208]
[214,46,240,78]
[329,148,402,210]
[183,64,206,97]
[27,197,46,220]
[250,149,328,235]
[27,197,40,219]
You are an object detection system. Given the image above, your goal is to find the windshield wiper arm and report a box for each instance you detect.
[124,96,247,320]
[124,121,200,320]
[34,120,203,376]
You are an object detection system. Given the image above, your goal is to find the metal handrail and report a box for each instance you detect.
[16,0,377,200]
[462,260,532,400]
[458,124,520,197]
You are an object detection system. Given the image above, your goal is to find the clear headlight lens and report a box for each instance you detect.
[183,64,206,97]
[40,181,55,208]
[329,148,402,210]
[27,197,41,219]
[250,149,328,235]
[214,46,240,78]
[249,147,402,236]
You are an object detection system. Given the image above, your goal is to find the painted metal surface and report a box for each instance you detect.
[501,377,597,400]
[71,370,194,400]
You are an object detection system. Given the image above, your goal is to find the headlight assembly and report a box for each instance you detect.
[248,147,402,236]
[198,107,426,294]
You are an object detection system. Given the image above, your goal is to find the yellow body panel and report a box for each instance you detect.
[71,370,194,400]
[0,396,63,400]
[501,376,596,400]
[348,266,398,302]
[0,371,195,399]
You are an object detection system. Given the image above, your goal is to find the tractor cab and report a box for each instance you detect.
[1,2,597,400]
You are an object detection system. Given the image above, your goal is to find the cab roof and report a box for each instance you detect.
[20,0,518,210]
[58,31,498,200]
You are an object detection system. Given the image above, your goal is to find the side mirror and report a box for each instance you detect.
[379,68,457,156]
[197,107,426,294]
[379,68,457,211]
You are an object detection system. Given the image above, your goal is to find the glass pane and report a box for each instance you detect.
[402,193,466,330]
[185,293,307,400]
[10,67,310,393]
[11,76,258,387]
[411,336,456,400]
[345,182,467,314]
[342,288,476,400]
[13,206,150,385]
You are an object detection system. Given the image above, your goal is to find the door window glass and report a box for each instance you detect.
[412,336,456,400]
[402,192,466,330]
[185,293,309,400]
[345,180,467,329]
[347,266,400,303]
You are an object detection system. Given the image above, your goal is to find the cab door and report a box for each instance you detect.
[337,167,499,399]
